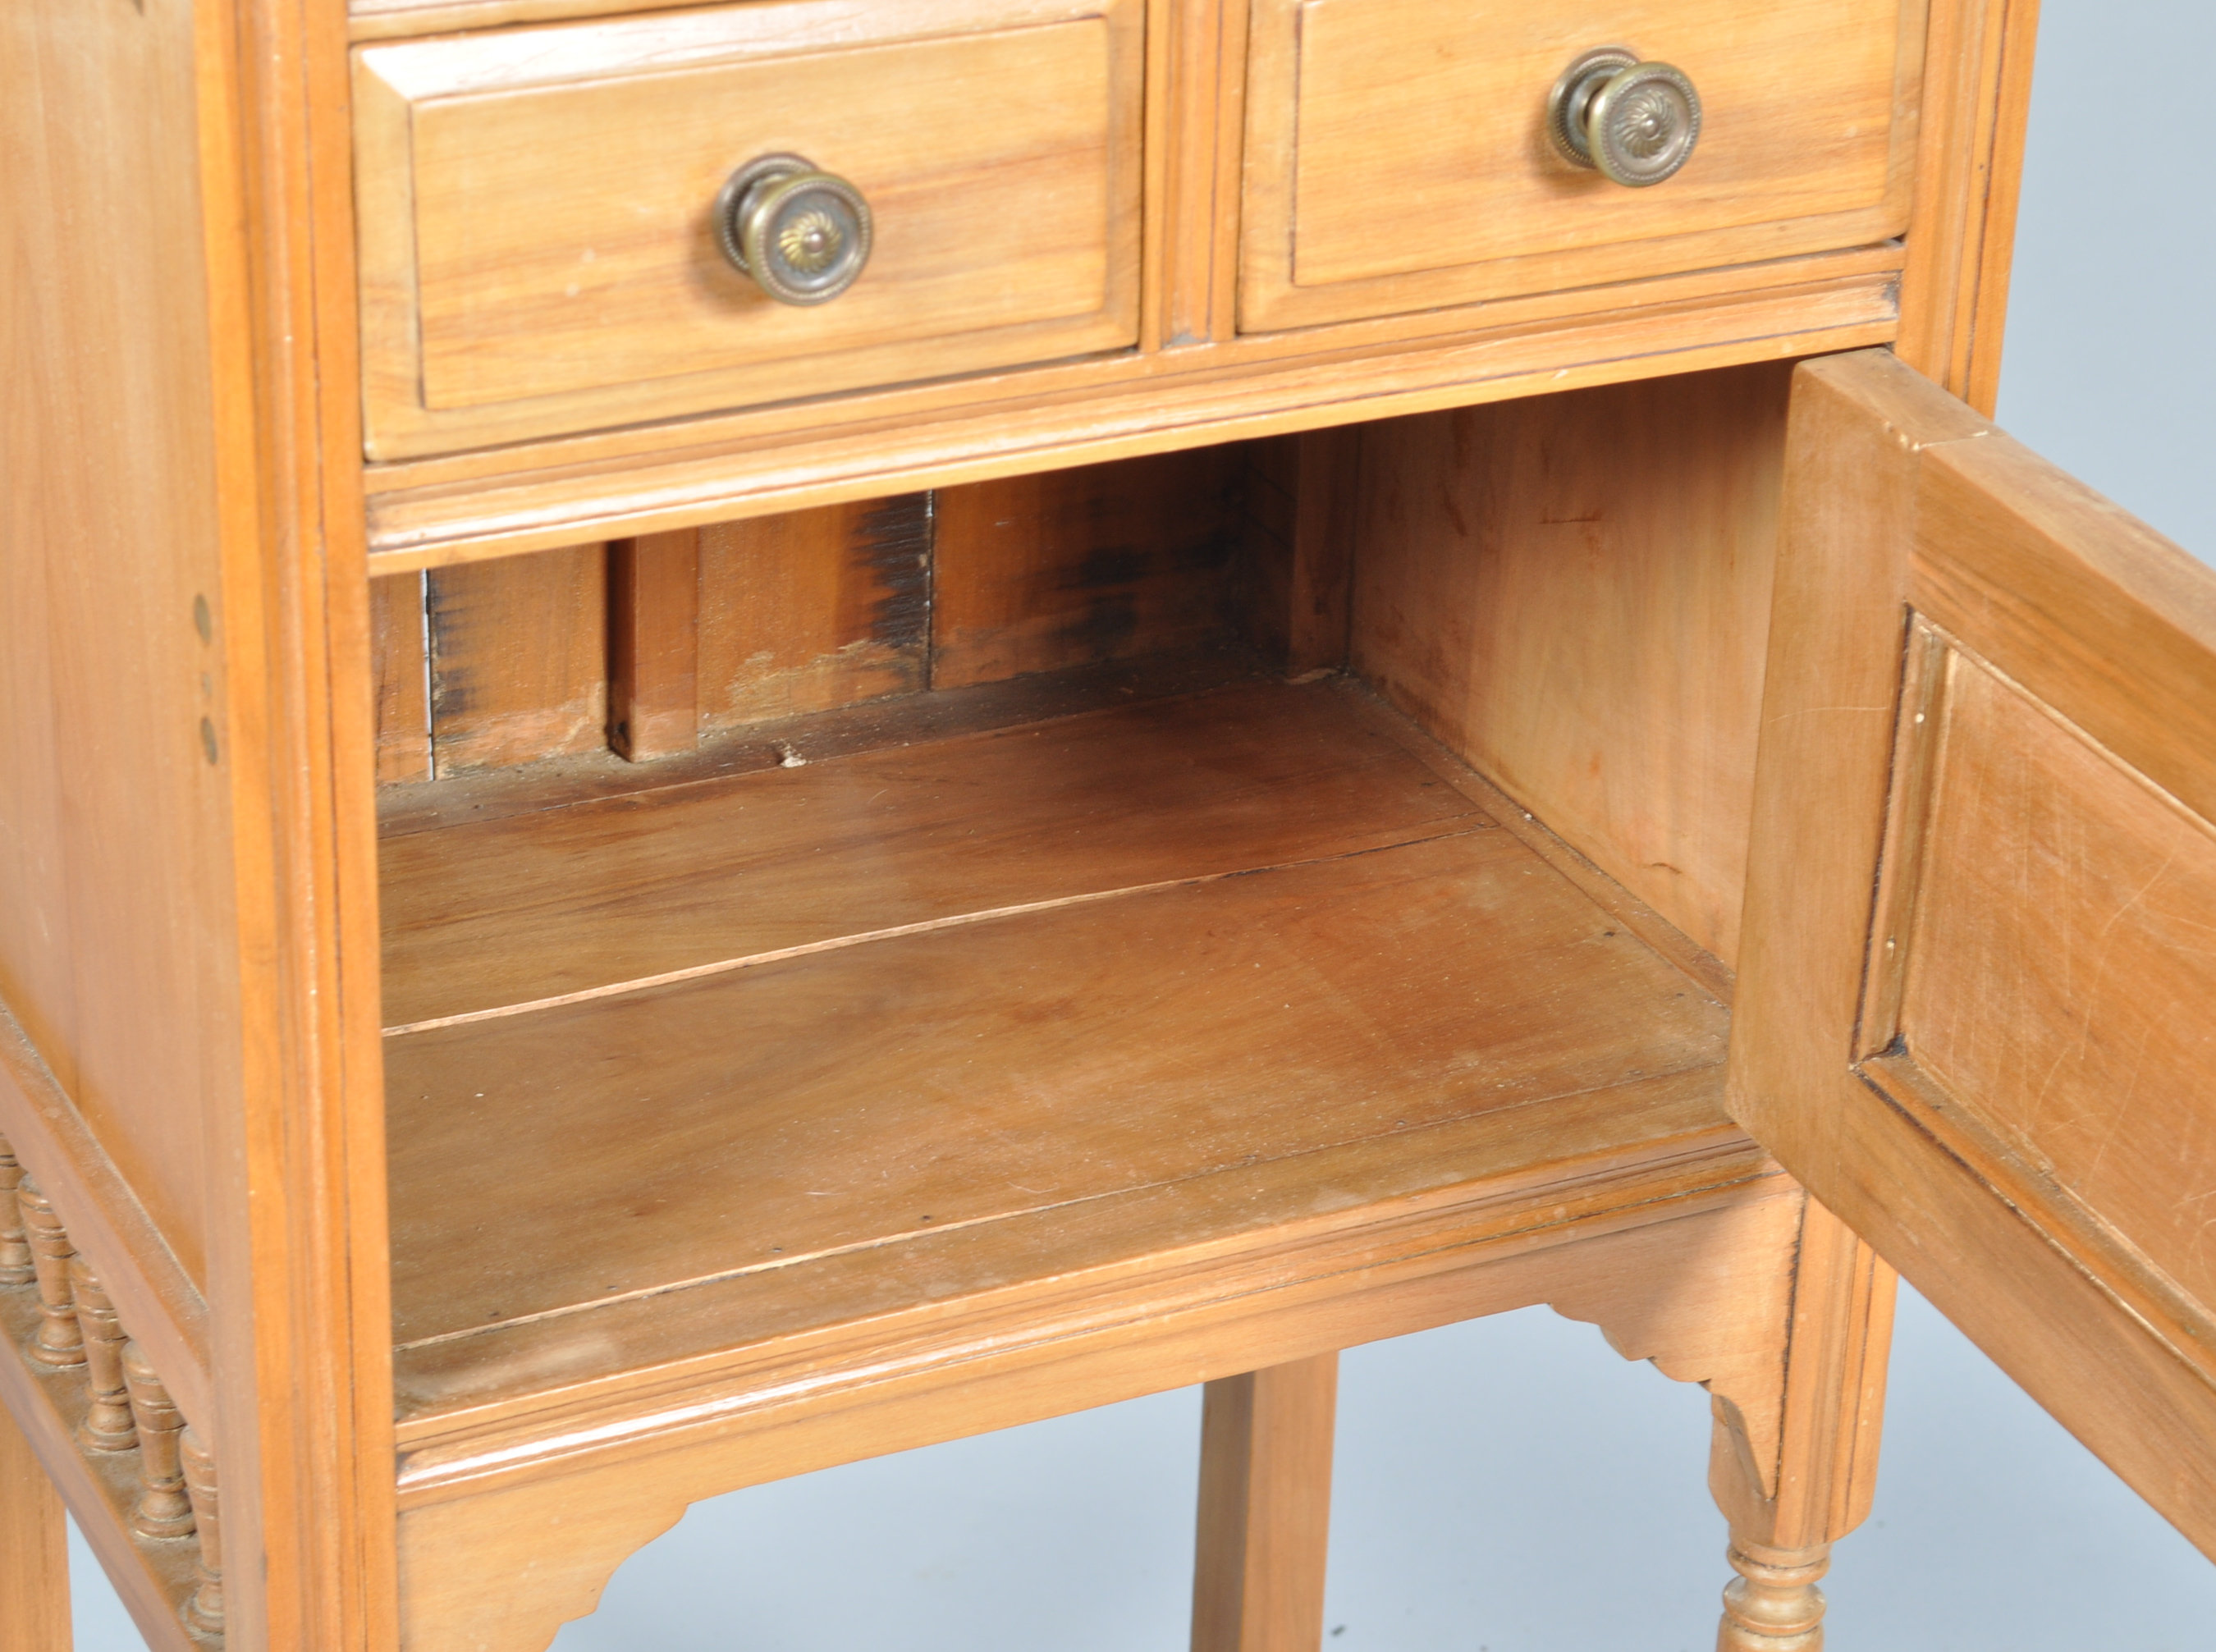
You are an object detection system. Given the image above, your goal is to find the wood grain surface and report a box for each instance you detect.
[698,497,931,731]
[1731,355,1985,1176]
[353,0,1143,456]
[424,545,609,775]
[385,825,1727,1339]
[0,1397,70,1652]
[1241,0,1922,330]
[1192,1352,1337,1652]
[359,261,1902,573]
[1234,436,1299,665]
[380,681,1733,1420]
[391,1065,1760,1438]
[7,0,2056,1633]
[370,574,433,784]
[1150,0,1249,346]
[1913,432,2216,831]
[7,0,414,1630]
[1733,348,2216,1557]
[389,1151,1792,1650]
[1895,0,2041,411]
[0,1011,213,1447]
[0,0,247,1296]
[376,653,1262,835]
[1702,1195,1895,1548]
[1281,429,1363,676]
[369,459,1252,776]
[931,449,1247,688]
[1352,361,1792,966]
[607,531,702,762]
[379,680,1489,1024]
[1899,651,2216,1310]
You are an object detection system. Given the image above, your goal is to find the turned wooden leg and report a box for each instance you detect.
[122,1341,196,1539]
[68,1256,139,1453]
[180,1427,225,1636]
[0,1134,34,1287]
[0,1395,71,1652]
[1719,1540,1829,1652]
[1707,1197,1896,1652]
[16,1181,85,1369]
[1191,1351,1338,1652]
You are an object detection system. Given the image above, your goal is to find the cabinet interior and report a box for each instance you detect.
[369,360,1791,1421]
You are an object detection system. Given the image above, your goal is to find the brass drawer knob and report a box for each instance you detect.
[715,153,872,305]
[1547,48,1702,188]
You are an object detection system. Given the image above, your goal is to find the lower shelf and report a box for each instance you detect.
[378,671,1748,1487]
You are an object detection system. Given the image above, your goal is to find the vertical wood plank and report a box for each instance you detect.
[1238,431,1362,674]
[1155,0,1251,346]
[606,529,702,762]
[1715,352,1990,1637]
[0,1398,71,1652]
[1896,0,2041,411]
[1235,437,1298,665]
[1286,428,1362,676]
[933,450,1243,689]
[369,573,431,784]
[696,496,929,732]
[425,544,607,775]
[1727,351,1989,1210]
[1191,1352,1338,1652]
[1956,0,2040,416]
[1351,362,1792,968]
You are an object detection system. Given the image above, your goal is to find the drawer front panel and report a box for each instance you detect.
[1242,0,1924,332]
[355,0,1142,458]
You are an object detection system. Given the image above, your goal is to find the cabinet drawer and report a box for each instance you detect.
[1240,0,1924,333]
[354,0,1142,459]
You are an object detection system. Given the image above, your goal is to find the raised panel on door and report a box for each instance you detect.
[1733,348,2216,1554]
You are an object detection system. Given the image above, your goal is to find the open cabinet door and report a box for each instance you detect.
[1733,347,2216,1552]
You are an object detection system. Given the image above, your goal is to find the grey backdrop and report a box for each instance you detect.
[67,1,2216,1644]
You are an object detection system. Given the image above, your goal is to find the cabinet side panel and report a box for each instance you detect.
[0,0,242,1290]
[1349,362,1792,968]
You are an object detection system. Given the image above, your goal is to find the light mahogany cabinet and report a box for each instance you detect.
[9,0,2216,1650]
